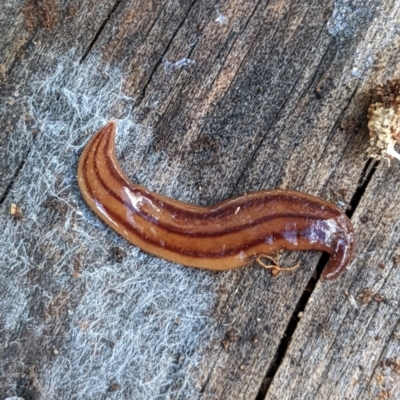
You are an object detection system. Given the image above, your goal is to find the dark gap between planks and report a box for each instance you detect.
[255,158,379,400]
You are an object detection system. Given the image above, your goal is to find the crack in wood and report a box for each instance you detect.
[3,36,38,78]
[135,0,200,108]
[255,158,379,399]
[0,148,31,206]
[80,0,124,63]
[346,158,379,219]
[150,0,263,140]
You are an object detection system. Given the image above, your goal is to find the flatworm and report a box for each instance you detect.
[78,122,355,280]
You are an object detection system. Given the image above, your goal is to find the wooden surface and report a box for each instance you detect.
[1,0,400,399]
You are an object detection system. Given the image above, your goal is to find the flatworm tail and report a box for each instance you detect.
[78,122,355,280]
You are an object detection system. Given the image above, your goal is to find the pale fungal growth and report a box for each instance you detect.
[162,57,194,73]
[367,80,400,162]
[215,8,228,25]
[0,54,217,399]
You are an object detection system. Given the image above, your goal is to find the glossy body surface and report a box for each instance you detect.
[78,122,355,280]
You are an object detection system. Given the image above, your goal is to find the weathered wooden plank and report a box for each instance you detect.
[264,2,400,398]
[265,161,400,400]
[1,0,400,399]
[86,2,369,397]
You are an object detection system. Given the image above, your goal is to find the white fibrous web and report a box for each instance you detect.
[0,53,218,399]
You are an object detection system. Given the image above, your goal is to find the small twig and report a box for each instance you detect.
[255,254,300,276]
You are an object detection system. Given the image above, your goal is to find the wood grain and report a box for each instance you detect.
[1,0,400,398]
[0,0,119,195]
[266,162,400,400]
